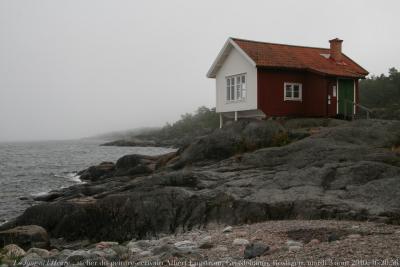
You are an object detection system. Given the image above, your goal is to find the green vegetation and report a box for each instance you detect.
[360,67,400,120]
[271,131,291,147]
[137,106,219,143]
[234,130,291,153]
[0,252,23,265]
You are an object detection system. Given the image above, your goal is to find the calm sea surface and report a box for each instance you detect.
[0,139,174,224]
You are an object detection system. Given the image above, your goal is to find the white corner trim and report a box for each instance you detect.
[353,79,356,115]
[206,38,256,78]
[336,79,339,115]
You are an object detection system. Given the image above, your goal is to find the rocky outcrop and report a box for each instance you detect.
[5,120,400,243]
[169,120,289,168]
[101,139,158,147]
[78,162,116,181]
[77,152,178,182]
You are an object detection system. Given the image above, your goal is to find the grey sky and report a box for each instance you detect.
[0,0,399,141]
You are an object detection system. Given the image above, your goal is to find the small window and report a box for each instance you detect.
[332,85,337,97]
[284,82,302,101]
[226,74,247,102]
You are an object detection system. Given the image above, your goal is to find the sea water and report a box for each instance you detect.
[0,139,174,224]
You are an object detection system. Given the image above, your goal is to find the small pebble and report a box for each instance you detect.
[308,239,320,245]
[236,231,248,237]
[222,226,233,233]
[233,238,250,246]
[347,234,362,239]
[198,236,213,249]
[139,251,152,257]
[174,240,198,251]
[213,245,228,252]
[26,248,50,258]
[288,245,302,252]
[328,233,339,242]
[96,241,119,249]
[286,240,303,247]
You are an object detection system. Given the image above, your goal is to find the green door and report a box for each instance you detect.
[338,79,354,116]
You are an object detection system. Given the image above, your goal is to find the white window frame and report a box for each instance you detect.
[284,82,302,101]
[226,73,247,102]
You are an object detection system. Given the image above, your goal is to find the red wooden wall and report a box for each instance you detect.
[257,68,355,117]
[257,69,306,116]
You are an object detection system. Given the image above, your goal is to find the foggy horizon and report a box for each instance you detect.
[1,0,399,142]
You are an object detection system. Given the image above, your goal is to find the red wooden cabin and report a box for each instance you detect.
[207,38,368,126]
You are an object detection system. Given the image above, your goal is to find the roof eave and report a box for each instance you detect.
[206,38,232,78]
[256,65,367,79]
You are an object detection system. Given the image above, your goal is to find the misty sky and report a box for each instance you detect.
[1,0,399,141]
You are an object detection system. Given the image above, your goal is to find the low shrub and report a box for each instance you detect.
[271,131,291,147]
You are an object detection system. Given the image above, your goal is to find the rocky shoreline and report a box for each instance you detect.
[1,119,400,266]
[1,220,400,266]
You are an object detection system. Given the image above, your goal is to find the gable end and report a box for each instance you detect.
[206,38,256,78]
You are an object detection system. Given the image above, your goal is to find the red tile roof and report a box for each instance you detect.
[232,38,368,78]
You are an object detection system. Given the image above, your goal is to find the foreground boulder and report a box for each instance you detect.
[0,225,49,250]
[6,120,400,242]
[2,244,26,258]
[244,242,269,259]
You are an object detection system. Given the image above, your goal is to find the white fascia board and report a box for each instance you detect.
[229,39,257,68]
[206,38,257,78]
[206,39,232,78]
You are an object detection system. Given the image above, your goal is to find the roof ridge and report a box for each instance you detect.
[230,37,329,51]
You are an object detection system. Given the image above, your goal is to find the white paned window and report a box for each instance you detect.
[226,74,247,102]
[284,82,302,101]
[226,78,231,101]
